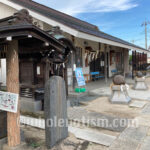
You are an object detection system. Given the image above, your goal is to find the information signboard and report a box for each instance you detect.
[75,68,86,87]
[0,91,19,113]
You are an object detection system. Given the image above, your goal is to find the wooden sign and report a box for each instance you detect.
[0,91,19,113]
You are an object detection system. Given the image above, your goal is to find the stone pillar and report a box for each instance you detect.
[44,76,68,149]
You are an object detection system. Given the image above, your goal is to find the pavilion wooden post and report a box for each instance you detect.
[64,65,68,95]
[45,59,50,82]
[6,40,20,147]
[71,35,76,90]
[104,44,108,83]
[123,48,125,77]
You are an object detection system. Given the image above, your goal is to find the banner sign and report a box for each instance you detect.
[75,68,86,86]
[0,91,19,113]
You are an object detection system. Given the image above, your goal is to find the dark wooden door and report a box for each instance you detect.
[20,62,34,84]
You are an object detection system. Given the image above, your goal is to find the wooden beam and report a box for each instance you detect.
[6,40,20,147]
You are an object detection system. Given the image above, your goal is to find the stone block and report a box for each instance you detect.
[110,85,131,104]
[129,101,147,108]
[20,97,42,112]
[133,78,148,90]
[136,78,145,82]
[44,76,68,149]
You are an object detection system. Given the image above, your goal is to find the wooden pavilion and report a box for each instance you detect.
[0,9,73,147]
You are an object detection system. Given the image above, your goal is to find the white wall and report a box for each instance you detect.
[0,2,16,19]
[0,59,6,86]
[0,3,15,86]
[148,58,150,63]
[0,4,14,86]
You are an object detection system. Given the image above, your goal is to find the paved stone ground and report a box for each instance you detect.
[89,86,150,101]
[20,116,111,149]
[18,76,150,150]
[129,88,150,101]
[68,92,150,150]
[68,107,128,132]
[87,77,150,101]
[89,87,111,97]
[109,126,149,150]
[86,77,135,92]
[142,103,150,114]
[129,101,147,108]
[68,95,100,107]
[20,110,150,150]
[139,136,150,150]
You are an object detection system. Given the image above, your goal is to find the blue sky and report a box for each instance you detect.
[33,0,150,49]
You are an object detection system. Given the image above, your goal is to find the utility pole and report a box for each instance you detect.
[141,19,150,50]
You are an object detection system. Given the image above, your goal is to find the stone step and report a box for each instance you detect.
[129,100,147,108]
[69,126,116,147]
[139,136,150,150]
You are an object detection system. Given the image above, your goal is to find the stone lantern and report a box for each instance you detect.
[133,71,148,90]
[110,75,131,104]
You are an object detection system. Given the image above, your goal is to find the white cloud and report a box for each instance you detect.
[33,0,138,16]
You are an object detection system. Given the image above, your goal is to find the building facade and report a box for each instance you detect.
[0,1,149,108]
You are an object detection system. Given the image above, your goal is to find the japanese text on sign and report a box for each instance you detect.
[0,91,19,113]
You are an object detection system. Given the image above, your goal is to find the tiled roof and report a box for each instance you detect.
[10,0,147,51]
